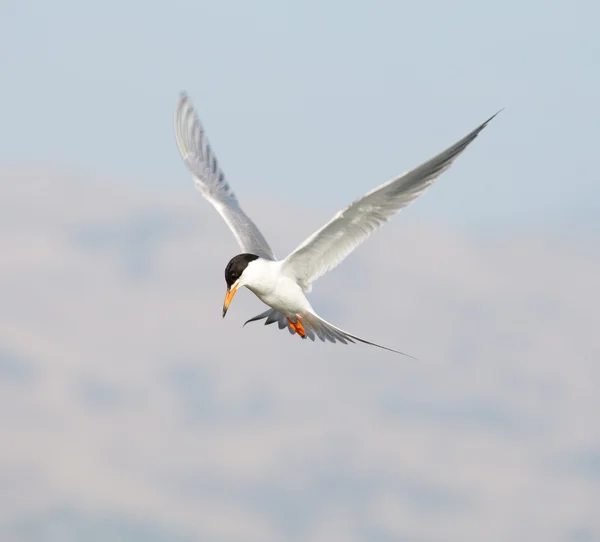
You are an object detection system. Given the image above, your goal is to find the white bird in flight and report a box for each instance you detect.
[174,93,500,356]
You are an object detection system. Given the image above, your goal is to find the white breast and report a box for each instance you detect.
[242,259,313,317]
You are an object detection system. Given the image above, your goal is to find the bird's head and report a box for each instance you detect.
[222,253,259,318]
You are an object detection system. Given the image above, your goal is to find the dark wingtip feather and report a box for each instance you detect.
[483,108,504,126]
[243,310,270,327]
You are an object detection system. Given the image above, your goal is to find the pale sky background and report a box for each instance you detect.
[1,0,599,230]
[1,1,599,541]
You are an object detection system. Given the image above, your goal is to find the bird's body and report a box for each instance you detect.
[242,258,312,317]
[174,93,500,356]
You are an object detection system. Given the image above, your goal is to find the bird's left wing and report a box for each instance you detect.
[282,111,500,290]
[174,93,275,260]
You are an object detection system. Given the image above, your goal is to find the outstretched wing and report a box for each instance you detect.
[282,111,500,289]
[174,93,275,260]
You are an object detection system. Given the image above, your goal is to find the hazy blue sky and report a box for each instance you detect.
[2,0,599,232]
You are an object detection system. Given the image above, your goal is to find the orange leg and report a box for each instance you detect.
[287,317,306,339]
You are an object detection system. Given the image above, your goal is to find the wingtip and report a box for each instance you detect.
[485,108,505,124]
[176,92,194,115]
[174,92,189,120]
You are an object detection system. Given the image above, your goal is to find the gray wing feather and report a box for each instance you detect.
[282,111,501,289]
[174,93,275,260]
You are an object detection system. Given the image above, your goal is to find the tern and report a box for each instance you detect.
[174,93,499,356]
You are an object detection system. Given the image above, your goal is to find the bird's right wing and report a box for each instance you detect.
[282,111,500,289]
[174,93,275,260]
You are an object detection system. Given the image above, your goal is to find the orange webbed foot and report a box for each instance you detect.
[287,317,306,339]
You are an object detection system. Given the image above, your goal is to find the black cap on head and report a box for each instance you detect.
[224,254,259,288]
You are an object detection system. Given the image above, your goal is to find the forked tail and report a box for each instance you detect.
[244,309,416,358]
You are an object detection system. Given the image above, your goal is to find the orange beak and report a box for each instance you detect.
[222,282,239,318]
